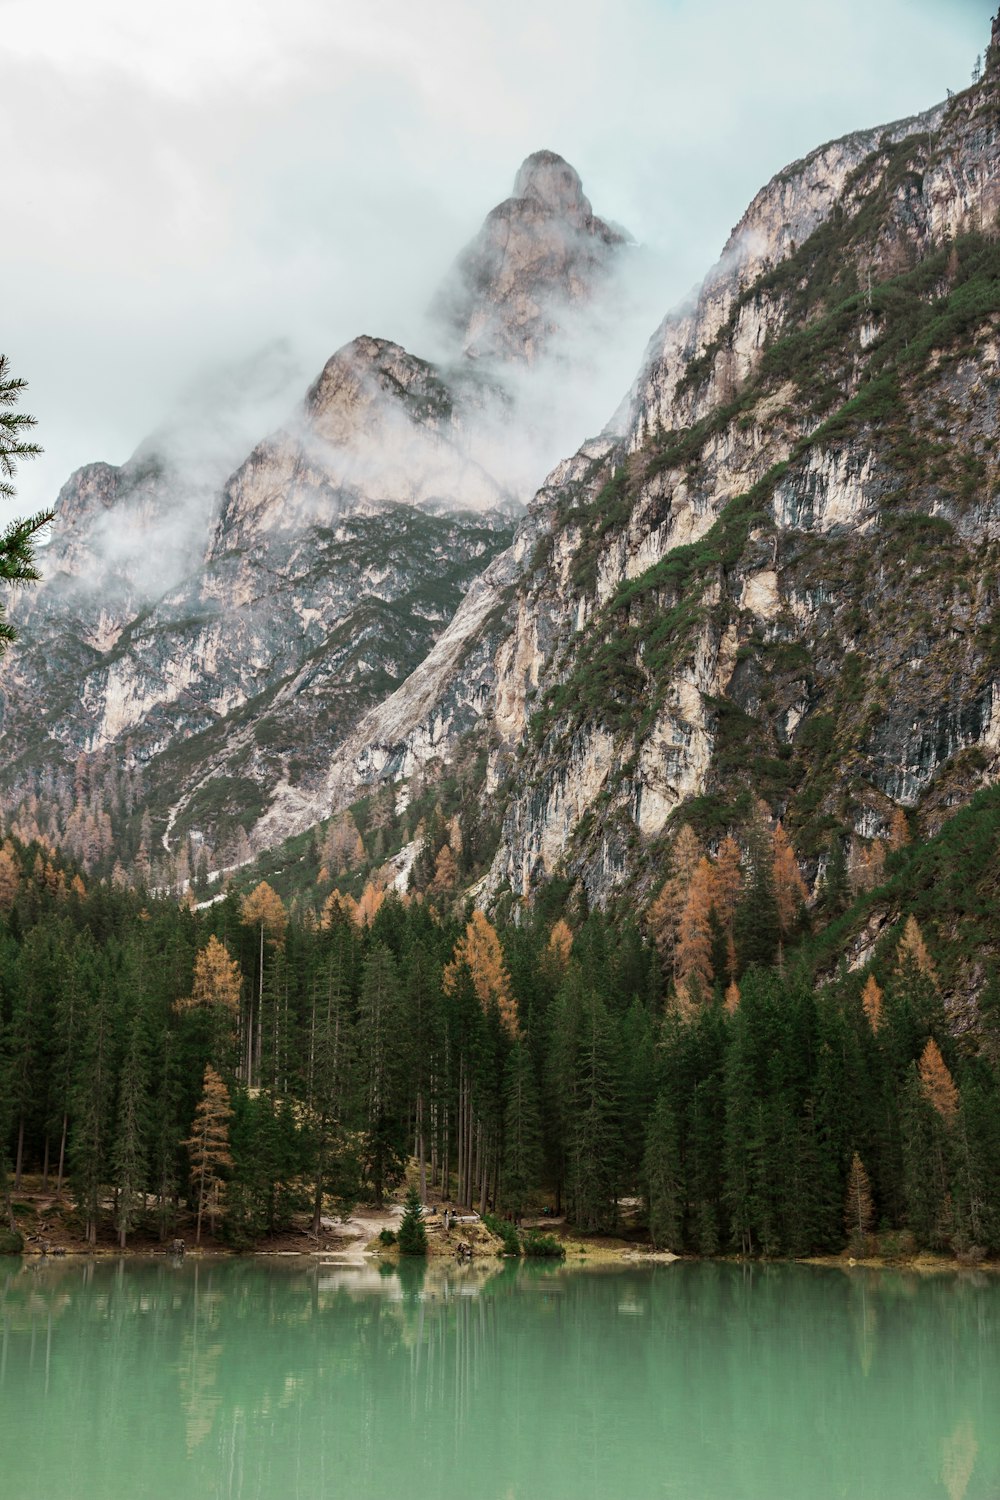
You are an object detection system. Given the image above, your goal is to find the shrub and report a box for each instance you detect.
[0,1227,24,1255]
[521,1230,565,1259]
[482,1212,521,1256]
[378,1228,397,1247]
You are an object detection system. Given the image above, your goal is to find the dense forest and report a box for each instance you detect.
[2,780,1000,1261]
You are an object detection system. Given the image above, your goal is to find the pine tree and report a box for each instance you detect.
[403,938,444,1202]
[308,937,360,1225]
[563,986,622,1232]
[397,1184,428,1255]
[501,1040,542,1218]
[843,1151,875,1247]
[240,882,286,1088]
[149,1025,183,1240]
[619,996,656,1182]
[7,924,59,1186]
[952,1079,1000,1253]
[184,1065,233,1244]
[112,1010,148,1248]
[0,356,51,654]
[357,944,407,1204]
[900,1063,951,1246]
[644,1091,681,1249]
[70,977,114,1245]
[734,808,780,969]
[0,1015,23,1249]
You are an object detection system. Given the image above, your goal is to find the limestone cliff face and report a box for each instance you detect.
[0,338,516,868]
[486,79,1000,906]
[432,150,628,364]
[0,154,629,875]
[291,60,1000,911]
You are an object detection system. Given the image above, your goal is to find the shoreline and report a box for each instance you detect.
[6,1241,998,1275]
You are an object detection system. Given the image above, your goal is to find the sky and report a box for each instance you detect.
[3,0,992,518]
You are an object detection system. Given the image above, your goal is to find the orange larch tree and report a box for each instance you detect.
[430,843,458,896]
[647,824,702,967]
[321,888,359,928]
[887,807,911,851]
[861,974,883,1033]
[844,1152,875,1243]
[896,915,938,987]
[177,936,242,1015]
[355,880,386,928]
[184,1066,234,1244]
[674,857,716,1010]
[0,843,20,912]
[443,909,519,1038]
[240,881,287,1087]
[712,834,743,941]
[919,1038,958,1123]
[547,918,574,972]
[772,822,808,936]
[321,811,365,876]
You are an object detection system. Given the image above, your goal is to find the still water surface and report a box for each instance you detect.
[0,1256,997,1500]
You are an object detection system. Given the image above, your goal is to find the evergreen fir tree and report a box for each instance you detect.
[397,1184,427,1255]
[357,944,407,1204]
[501,1039,542,1218]
[644,1091,681,1249]
[70,977,114,1245]
[734,811,780,970]
[112,1009,148,1248]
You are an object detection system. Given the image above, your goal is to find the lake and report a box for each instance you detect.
[0,1256,997,1499]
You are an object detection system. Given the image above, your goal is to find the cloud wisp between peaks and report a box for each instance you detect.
[3,0,990,522]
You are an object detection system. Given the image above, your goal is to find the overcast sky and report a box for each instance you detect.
[4,0,991,517]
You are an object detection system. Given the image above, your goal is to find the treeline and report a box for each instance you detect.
[1,812,999,1259]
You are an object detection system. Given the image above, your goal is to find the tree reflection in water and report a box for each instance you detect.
[0,1259,997,1500]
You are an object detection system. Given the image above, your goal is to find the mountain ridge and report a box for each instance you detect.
[0,153,632,881]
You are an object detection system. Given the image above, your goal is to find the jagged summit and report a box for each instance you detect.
[0,146,639,873]
[511,151,593,225]
[431,150,628,365]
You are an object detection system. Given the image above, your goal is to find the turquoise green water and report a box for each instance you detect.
[1,1258,998,1500]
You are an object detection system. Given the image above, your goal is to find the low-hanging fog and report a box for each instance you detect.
[4,0,990,525]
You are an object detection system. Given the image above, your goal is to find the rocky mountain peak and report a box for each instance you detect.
[431,150,628,365]
[303,336,450,447]
[511,150,592,225]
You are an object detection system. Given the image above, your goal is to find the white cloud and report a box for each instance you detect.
[3,0,990,517]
